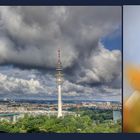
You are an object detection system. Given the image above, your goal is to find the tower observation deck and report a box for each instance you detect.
[56,48,63,117]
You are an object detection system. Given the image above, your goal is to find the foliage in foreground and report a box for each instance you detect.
[0,114,121,133]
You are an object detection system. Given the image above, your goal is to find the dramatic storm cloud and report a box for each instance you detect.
[0,6,121,101]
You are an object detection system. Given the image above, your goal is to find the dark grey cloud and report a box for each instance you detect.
[0,6,121,101]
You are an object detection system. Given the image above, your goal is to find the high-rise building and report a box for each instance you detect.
[56,48,63,117]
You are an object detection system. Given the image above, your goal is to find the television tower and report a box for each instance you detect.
[56,48,63,117]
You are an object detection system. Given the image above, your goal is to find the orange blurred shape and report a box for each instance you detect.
[124,91,140,132]
[125,65,140,91]
[124,65,140,132]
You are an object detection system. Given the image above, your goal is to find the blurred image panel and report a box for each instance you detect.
[124,6,140,133]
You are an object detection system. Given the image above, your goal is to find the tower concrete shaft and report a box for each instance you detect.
[56,48,63,118]
[58,85,62,117]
